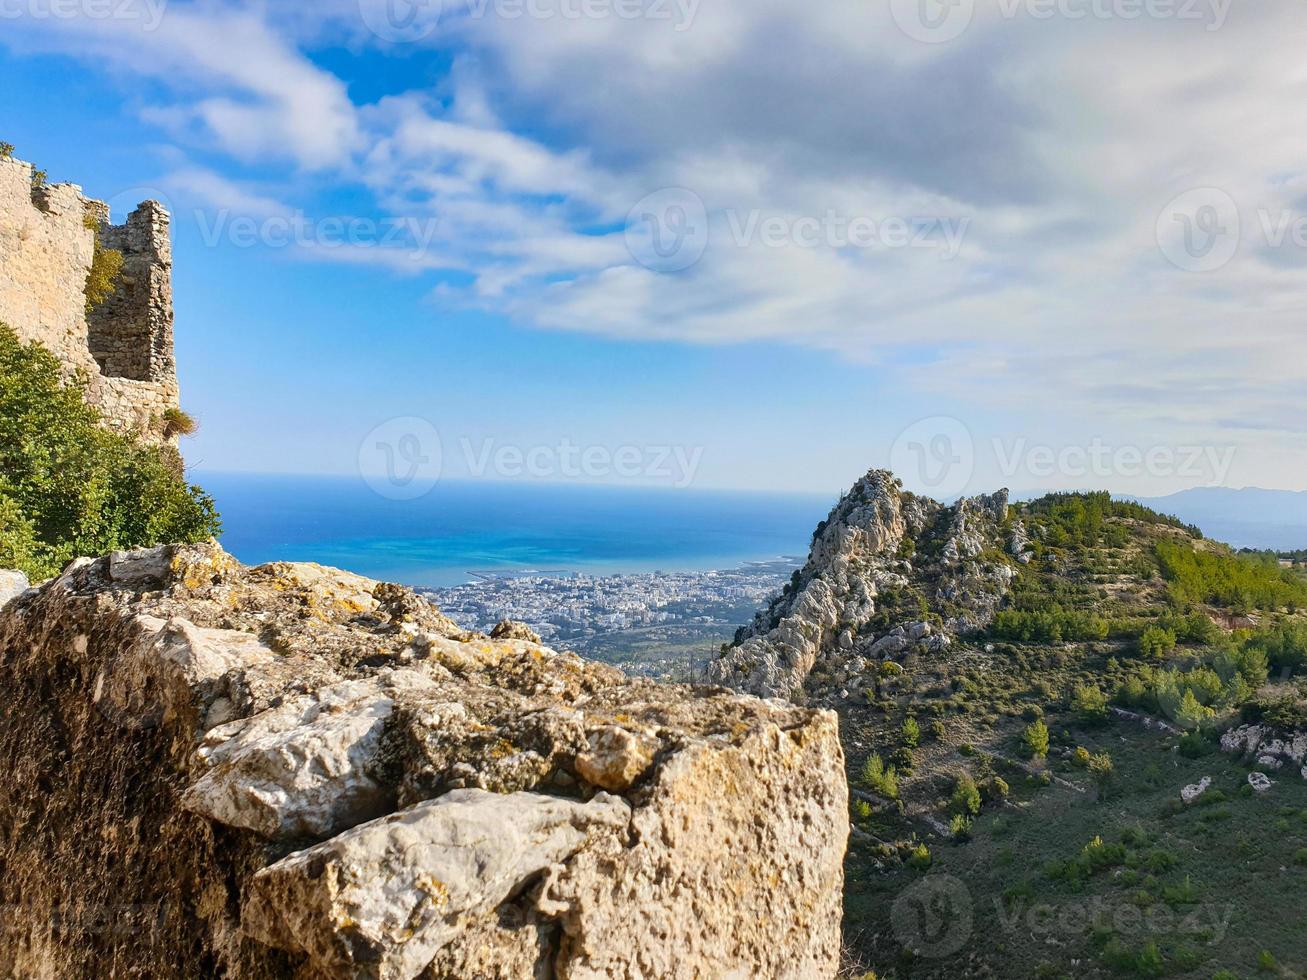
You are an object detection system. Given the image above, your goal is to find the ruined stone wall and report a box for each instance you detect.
[0,155,178,442]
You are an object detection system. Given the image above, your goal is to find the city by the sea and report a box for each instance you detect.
[197,471,831,588]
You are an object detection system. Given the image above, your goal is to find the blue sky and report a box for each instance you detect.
[2,0,1305,497]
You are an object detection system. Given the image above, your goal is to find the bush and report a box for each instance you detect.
[1178,731,1215,758]
[901,716,920,749]
[1257,950,1277,973]
[1023,719,1050,759]
[950,774,982,817]
[860,754,899,800]
[1139,625,1178,659]
[161,407,199,439]
[1073,685,1110,725]
[83,217,124,313]
[906,843,931,870]
[949,813,973,841]
[0,326,220,579]
[1087,751,1114,786]
[980,775,1010,803]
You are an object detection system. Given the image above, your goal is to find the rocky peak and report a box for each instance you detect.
[709,469,1016,702]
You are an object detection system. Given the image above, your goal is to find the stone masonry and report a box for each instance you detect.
[0,154,179,441]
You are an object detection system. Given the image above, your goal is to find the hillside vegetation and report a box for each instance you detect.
[831,491,1307,979]
[0,326,220,579]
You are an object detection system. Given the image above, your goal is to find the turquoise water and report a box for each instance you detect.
[197,472,829,587]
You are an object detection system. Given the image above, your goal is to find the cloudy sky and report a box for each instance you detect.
[2,0,1305,497]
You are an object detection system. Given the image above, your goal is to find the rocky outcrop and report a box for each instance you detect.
[1222,724,1307,779]
[709,469,1015,701]
[0,543,846,979]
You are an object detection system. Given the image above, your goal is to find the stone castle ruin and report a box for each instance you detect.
[0,154,179,440]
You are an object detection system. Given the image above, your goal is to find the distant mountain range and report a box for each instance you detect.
[1125,487,1307,550]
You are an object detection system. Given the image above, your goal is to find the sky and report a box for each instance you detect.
[2,0,1306,499]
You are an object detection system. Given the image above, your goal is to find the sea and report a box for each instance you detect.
[196,472,831,587]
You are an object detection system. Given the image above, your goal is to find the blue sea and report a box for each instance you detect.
[196,472,830,587]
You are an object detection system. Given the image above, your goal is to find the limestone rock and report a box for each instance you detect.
[490,620,542,644]
[1181,777,1211,804]
[0,542,846,979]
[574,725,659,792]
[1249,772,1275,793]
[0,569,28,608]
[243,789,631,980]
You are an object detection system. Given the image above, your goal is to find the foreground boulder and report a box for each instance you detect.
[0,543,846,979]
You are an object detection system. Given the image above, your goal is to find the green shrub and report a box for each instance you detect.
[1073,685,1110,725]
[950,774,982,817]
[83,216,124,313]
[1257,950,1277,972]
[1139,625,1178,659]
[860,754,899,800]
[901,716,920,749]
[906,843,932,870]
[980,775,1010,803]
[1179,731,1215,758]
[0,326,220,579]
[1023,719,1050,759]
[949,813,973,841]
